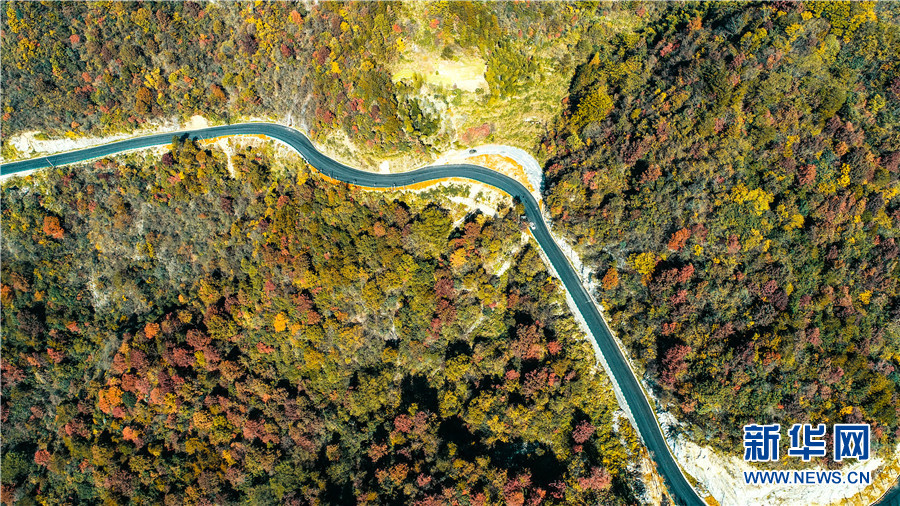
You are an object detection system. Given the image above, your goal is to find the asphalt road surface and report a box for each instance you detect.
[4,123,897,506]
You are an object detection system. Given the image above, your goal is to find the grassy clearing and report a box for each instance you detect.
[392,48,488,93]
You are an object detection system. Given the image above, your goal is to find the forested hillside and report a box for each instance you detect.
[542,2,900,453]
[1,141,651,504]
[1,1,628,161]
[2,2,409,151]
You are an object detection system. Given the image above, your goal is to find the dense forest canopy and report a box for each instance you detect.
[1,141,653,504]
[542,1,900,453]
[2,1,408,150]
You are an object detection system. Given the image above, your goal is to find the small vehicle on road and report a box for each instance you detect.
[521,215,536,230]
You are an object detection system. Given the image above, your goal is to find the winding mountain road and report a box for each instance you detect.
[3,123,898,506]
